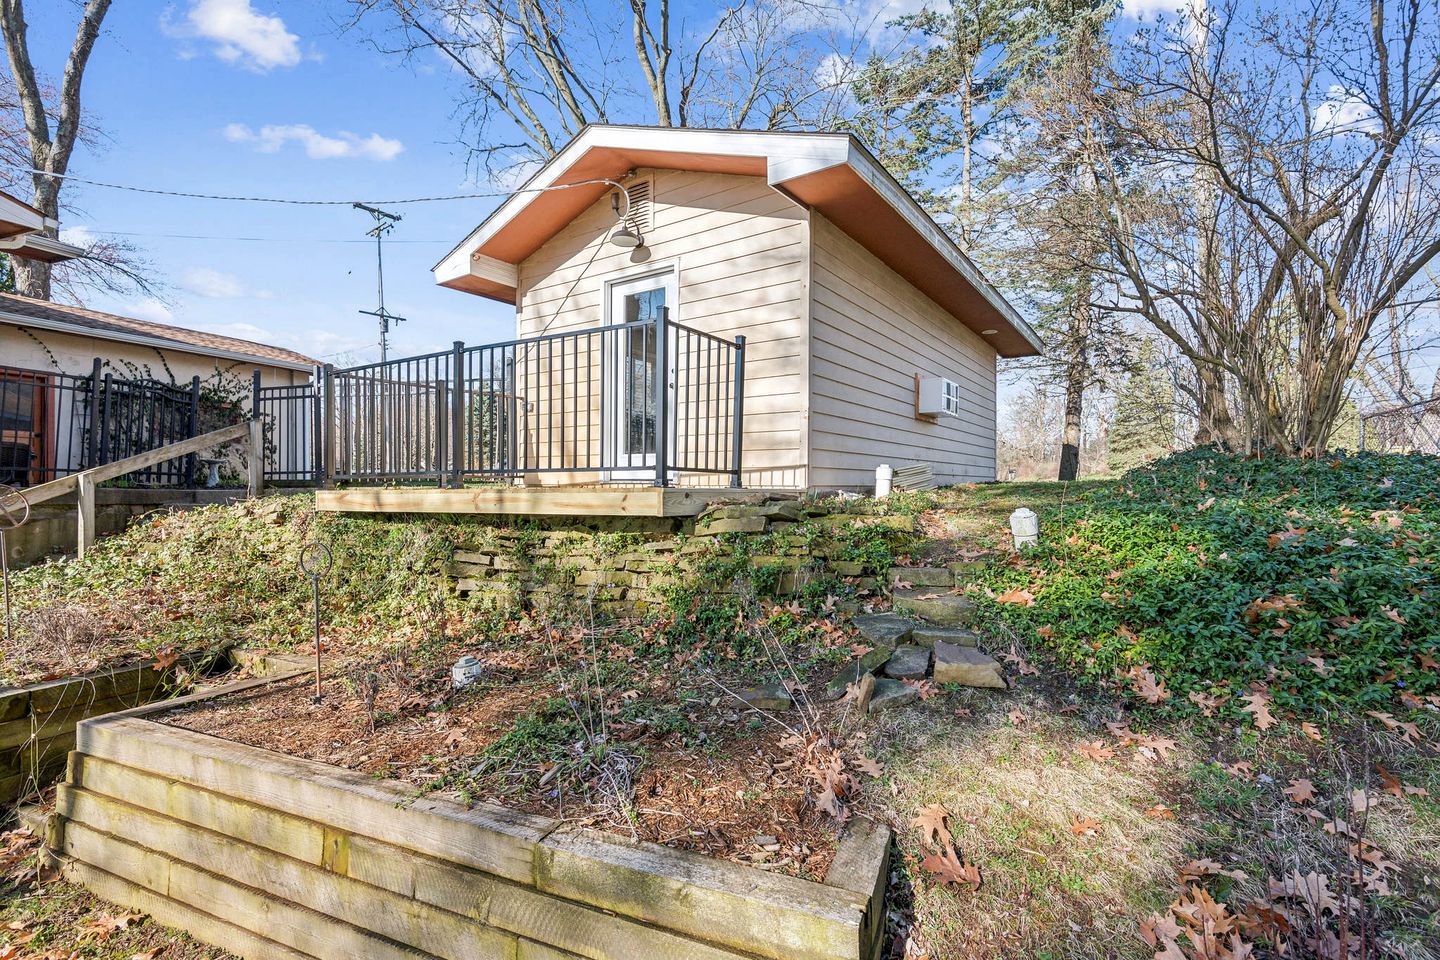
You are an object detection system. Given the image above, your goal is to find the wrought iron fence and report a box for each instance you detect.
[1359,397,1440,455]
[309,310,745,487]
[0,361,211,488]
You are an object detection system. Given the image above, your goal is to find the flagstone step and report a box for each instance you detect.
[891,588,976,627]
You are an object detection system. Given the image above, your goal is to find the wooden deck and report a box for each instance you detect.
[314,486,767,518]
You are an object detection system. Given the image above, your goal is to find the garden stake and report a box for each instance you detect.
[0,485,30,645]
[299,541,333,703]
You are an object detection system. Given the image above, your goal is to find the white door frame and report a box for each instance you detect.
[604,266,678,481]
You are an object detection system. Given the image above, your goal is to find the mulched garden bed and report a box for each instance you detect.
[159,624,871,882]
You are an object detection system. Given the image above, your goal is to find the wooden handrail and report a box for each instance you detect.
[20,421,252,509]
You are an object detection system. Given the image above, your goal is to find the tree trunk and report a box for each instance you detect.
[12,249,50,299]
[1057,278,1092,481]
[1192,361,1243,451]
[0,0,113,302]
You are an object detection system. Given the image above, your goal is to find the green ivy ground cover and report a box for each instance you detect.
[975,449,1439,721]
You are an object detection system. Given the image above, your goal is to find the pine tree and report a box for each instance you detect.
[1107,340,1176,473]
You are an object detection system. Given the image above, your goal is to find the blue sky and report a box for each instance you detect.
[22,0,521,365]
[26,0,1433,405]
[14,0,1190,371]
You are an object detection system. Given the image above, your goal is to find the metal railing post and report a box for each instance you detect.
[186,375,201,486]
[251,369,263,484]
[321,364,336,488]
[86,358,101,469]
[450,341,465,488]
[98,373,112,467]
[654,309,669,488]
[730,335,746,488]
[311,365,323,484]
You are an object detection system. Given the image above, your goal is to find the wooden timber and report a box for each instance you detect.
[53,709,889,960]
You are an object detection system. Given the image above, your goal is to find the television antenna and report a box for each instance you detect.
[353,202,406,363]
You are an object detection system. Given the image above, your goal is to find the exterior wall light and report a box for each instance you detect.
[610,191,643,248]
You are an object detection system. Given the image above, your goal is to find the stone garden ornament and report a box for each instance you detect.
[299,541,333,703]
[0,484,30,644]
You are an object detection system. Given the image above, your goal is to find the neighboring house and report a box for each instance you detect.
[434,125,1041,491]
[1,292,315,487]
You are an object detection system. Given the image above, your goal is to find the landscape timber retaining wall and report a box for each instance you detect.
[0,650,222,805]
[52,708,890,960]
[449,496,918,618]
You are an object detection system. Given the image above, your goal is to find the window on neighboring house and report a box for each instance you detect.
[0,368,47,487]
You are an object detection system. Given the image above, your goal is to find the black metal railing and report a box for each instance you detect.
[307,309,745,488]
[1,361,213,488]
[253,370,322,483]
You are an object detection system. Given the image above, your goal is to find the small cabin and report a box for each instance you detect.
[432,126,1040,492]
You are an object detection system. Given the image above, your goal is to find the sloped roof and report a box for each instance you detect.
[435,125,1042,358]
[0,292,316,370]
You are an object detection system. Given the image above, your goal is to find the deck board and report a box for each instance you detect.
[314,486,758,517]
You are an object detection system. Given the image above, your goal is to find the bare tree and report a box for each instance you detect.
[0,0,111,301]
[1066,0,1440,453]
[350,0,866,175]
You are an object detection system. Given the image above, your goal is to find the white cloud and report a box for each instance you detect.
[1315,86,1380,136]
[181,266,247,298]
[163,0,301,73]
[125,298,175,324]
[59,225,96,249]
[223,123,405,161]
[1122,0,1188,20]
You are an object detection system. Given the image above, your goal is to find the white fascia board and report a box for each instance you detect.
[7,234,86,262]
[833,141,1045,355]
[0,194,45,234]
[433,126,852,283]
[0,312,315,373]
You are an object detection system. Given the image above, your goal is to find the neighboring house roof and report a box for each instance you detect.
[435,125,1043,358]
[0,292,316,371]
[0,189,85,263]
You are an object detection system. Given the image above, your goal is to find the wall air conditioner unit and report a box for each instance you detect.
[916,375,963,419]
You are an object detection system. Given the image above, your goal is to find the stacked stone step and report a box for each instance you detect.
[824,563,1006,713]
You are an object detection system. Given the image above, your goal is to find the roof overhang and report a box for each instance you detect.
[0,311,316,373]
[0,189,84,262]
[435,126,1042,358]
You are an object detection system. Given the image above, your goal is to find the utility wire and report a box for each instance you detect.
[91,229,451,243]
[0,162,627,206]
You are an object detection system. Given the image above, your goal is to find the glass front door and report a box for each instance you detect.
[608,271,675,475]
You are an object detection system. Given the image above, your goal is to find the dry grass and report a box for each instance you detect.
[860,684,1190,959]
[1,605,128,685]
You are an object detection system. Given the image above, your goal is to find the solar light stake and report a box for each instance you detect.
[0,485,31,645]
[299,542,333,703]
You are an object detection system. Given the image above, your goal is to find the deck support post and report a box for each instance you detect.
[247,419,264,499]
[731,335,746,488]
[76,473,95,558]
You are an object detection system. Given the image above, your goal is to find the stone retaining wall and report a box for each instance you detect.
[0,651,216,805]
[53,707,890,960]
[449,497,917,618]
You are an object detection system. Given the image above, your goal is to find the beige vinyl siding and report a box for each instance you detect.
[807,213,998,489]
[515,168,810,488]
